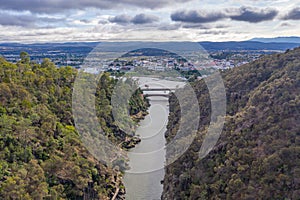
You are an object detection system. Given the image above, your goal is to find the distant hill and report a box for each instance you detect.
[121,48,178,57]
[0,42,100,48]
[249,36,300,43]
[162,47,300,199]
[1,41,300,56]
[199,41,300,51]
[0,42,99,58]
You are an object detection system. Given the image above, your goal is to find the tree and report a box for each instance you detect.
[20,52,30,64]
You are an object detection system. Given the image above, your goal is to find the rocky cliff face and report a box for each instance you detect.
[162,48,300,199]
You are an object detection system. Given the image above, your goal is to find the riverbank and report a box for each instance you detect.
[121,110,149,150]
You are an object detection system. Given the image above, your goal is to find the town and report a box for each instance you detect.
[1,42,278,74]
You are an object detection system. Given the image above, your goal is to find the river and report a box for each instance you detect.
[123,77,185,200]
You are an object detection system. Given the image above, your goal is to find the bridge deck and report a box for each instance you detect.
[141,88,176,91]
[144,94,170,98]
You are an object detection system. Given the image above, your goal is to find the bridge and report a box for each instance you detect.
[143,93,170,98]
[140,87,176,98]
[141,88,176,92]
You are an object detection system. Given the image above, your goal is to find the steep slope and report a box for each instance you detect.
[162,48,300,199]
[0,54,148,199]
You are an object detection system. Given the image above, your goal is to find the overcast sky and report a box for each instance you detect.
[0,0,299,43]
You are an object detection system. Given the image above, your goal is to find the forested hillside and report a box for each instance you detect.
[0,52,148,199]
[163,48,300,199]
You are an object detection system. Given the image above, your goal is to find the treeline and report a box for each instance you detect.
[0,52,148,199]
[162,48,300,199]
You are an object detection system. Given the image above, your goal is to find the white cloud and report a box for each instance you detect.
[0,0,299,42]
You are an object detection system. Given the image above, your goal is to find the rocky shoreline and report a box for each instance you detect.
[121,110,148,149]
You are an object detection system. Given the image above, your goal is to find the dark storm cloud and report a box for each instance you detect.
[0,12,62,27]
[282,7,300,20]
[0,0,191,13]
[131,14,159,24]
[171,7,278,25]
[109,14,159,25]
[0,13,36,27]
[98,19,109,24]
[171,10,226,23]
[108,14,132,24]
[229,7,278,23]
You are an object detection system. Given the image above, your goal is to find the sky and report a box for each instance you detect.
[0,0,300,43]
